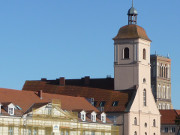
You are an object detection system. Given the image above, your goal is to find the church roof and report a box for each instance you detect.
[22,80,136,113]
[113,24,151,41]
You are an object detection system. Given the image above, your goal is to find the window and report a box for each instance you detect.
[81,113,86,121]
[91,131,95,135]
[16,105,22,110]
[8,126,13,135]
[134,117,137,125]
[145,132,147,135]
[165,127,168,133]
[101,113,106,123]
[48,108,52,115]
[28,128,32,135]
[143,78,146,83]
[153,133,156,135]
[101,132,105,135]
[45,128,53,135]
[143,89,147,106]
[153,119,156,127]
[91,112,96,122]
[134,131,137,135]
[100,101,106,107]
[80,111,86,121]
[94,101,97,106]
[8,108,14,115]
[144,123,147,127]
[123,47,129,59]
[112,101,119,106]
[33,128,38,135]
[143,49,146,60]
[171,127,175,133]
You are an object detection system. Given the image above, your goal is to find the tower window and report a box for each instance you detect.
[144,123,147,127]
[123,47,129,59]
[134,117,137,125]
[153,119,156,127]
[134,131,137,135]
[143,49,146,60]
[143,89,147,106]
[143,78,146,83]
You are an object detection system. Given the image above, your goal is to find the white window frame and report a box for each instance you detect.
[80,110,86,122]
[91,112,97,122]
[8,107,14,115]
[101,113,106,123]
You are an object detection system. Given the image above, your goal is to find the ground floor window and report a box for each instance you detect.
[8,126,14,135]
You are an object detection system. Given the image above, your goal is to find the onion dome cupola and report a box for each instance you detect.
[128,0,138,25]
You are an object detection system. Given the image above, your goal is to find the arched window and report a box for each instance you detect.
[143,89,147,106]
[134,131,137,135]
[162,66,164,77]
[164,65,167,78]
[166,67,168,78]
[134,117,137,125]
[154,133,156,135]
[144,123,147,127]
[145,132,147,135]
[123,48,129,59]
[153,119,156,127]
[143,49,146,60]
[143,78,146,83]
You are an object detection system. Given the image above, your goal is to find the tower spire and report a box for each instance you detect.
[132,0,134,7]
[127,0,138,25]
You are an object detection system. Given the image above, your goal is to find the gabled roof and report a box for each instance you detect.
[23,80,136,113]
[160,110,180,125]
[0,88,99,115]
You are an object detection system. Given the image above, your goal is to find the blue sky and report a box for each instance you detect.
[0,1,179,109]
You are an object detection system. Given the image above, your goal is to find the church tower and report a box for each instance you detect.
[113,3,161,135]
[113,3,151,90]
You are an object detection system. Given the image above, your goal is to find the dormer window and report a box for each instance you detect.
[100,101,106,107]
[112,101,119,106]
[7,103,15,116]
[8,107,14,115]
[80,110,86,122]
[101,113,106,123]
[91,112,97,122]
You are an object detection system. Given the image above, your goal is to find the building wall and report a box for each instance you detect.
[151,55,173,109]
[161,125,179,135]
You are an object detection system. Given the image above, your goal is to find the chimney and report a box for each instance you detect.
[41,78,47,81]
[84,76,90,86]
[59,77,65,86]
[38,90,43,99]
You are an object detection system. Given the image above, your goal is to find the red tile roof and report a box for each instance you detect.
[113,24,151,41]
[22,81,136,113]
[0,88,99,114]
[160,110,180,125]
